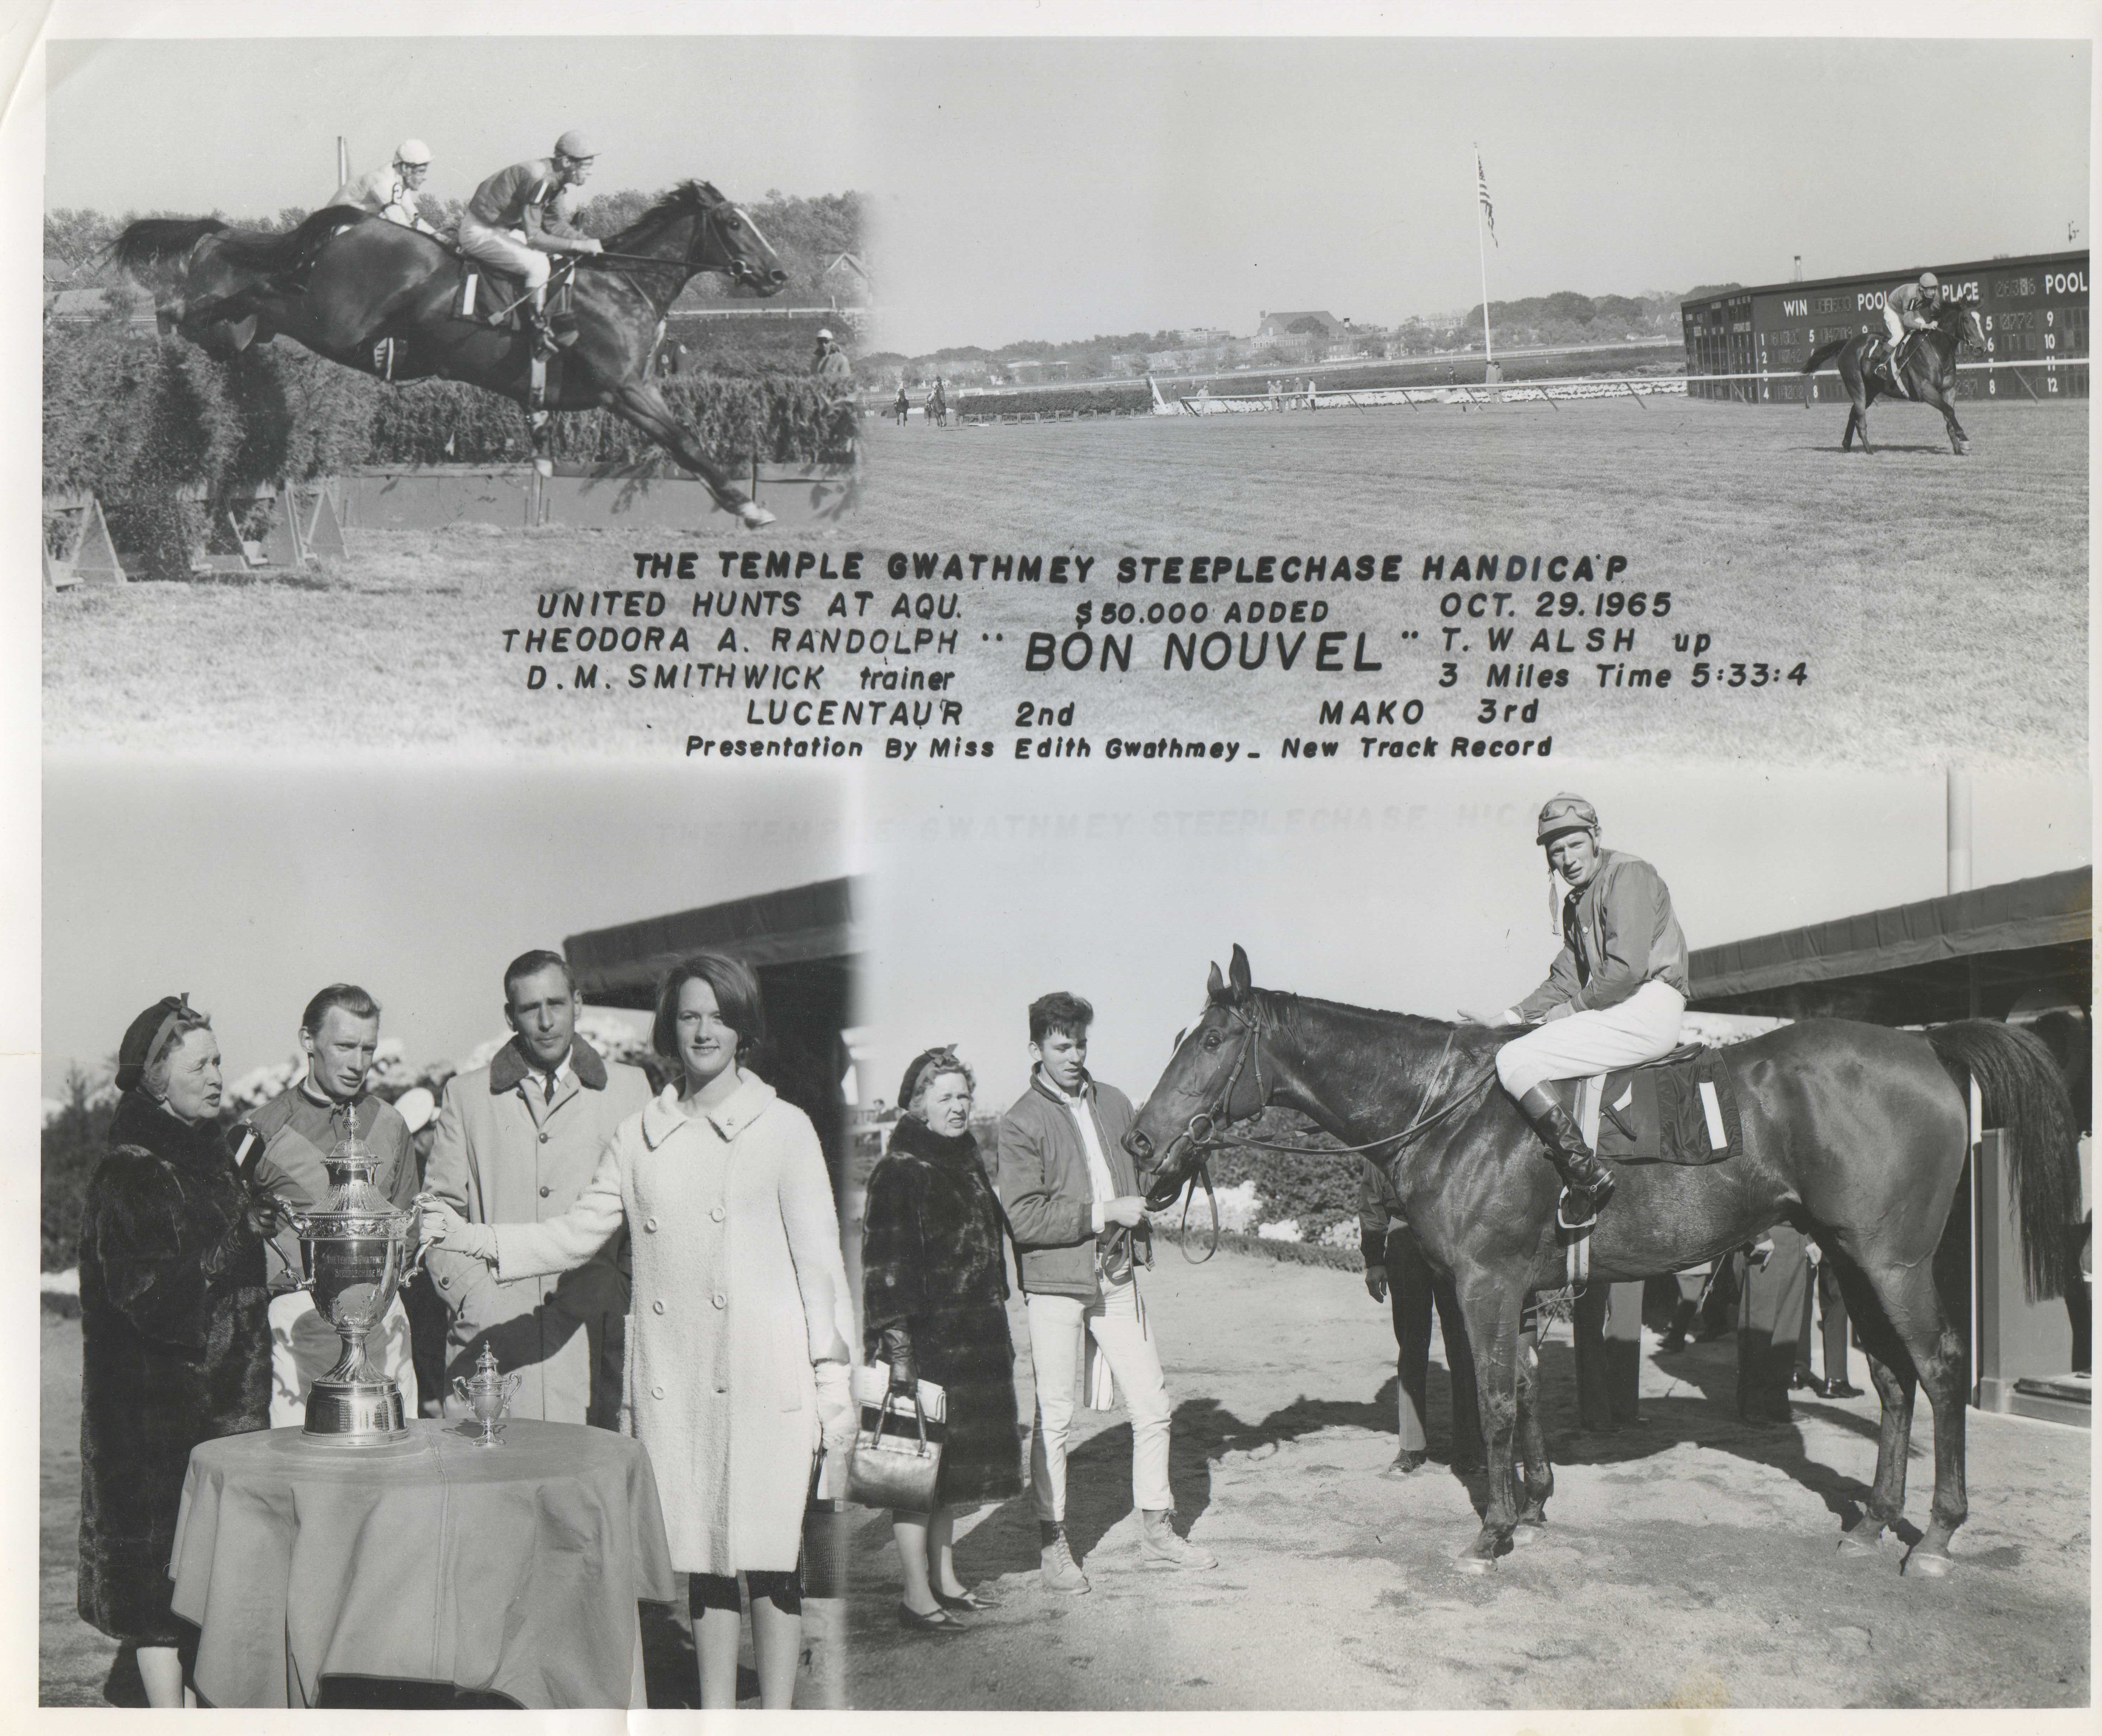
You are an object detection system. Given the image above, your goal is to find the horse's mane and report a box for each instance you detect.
[606,180,729,250]
[1239,984,1505,1065]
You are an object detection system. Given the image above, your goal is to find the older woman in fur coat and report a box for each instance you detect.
[861,1048,1022,1630]
[77,997,274,1707]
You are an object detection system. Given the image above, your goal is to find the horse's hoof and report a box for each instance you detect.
[1512,1521,1546,1548]
[1836,1529,1886,1557]
[739,502,775,529]
[1903,1549,1954,1578]
[1452,1552,1496,1576]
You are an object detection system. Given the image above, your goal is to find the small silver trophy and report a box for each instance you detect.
[452,1343,523,1448]
[275,1108,424,1445]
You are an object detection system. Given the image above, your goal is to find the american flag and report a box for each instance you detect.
[1476,150,1497,247]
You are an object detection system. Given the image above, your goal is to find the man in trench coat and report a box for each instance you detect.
[422,950,653,1425]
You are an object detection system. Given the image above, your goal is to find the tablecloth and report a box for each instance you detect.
[171,1418,676,1707]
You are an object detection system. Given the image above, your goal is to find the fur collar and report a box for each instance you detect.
[640,1072,778,1148]
[108,1089,233,1171]
[886,1111,981,1166]
[488,1034,610,1096]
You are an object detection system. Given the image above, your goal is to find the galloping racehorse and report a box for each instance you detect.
[1125,946,2077,1577]
[1800,296,1988,456]
[115,183,792,527]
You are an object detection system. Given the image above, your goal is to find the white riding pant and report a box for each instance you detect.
[1494,980,1687,1099]
[456,212,551,290]
[269,1289,419,1427]
[1882,305,1907,347]
[1026,1277,1175,1521]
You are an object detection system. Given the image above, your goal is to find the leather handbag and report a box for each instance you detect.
[847,1363,946,1514]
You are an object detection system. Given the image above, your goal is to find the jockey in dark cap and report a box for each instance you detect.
[1462,793,1692,1222]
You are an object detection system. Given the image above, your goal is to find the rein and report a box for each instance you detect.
[1149,1003,1496,1262]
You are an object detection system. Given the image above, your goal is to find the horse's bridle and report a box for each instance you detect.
[1145,997,1498,1262]
[585,196,777,293]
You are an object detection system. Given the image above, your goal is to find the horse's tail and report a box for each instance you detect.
[111,216,228,277]
[1927,1020,2080,1301]
[1801,336,1851,376]
[210,205,368,275]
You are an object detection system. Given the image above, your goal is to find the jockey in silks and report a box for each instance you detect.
[1461,794,1692,1224]
[329,140,444,237]
[1878,270,1941,389]
[456,130,605,354]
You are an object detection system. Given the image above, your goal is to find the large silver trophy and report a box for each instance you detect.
[276,1110,424,1445]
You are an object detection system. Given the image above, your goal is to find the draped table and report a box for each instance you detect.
[170,1418,677,1708]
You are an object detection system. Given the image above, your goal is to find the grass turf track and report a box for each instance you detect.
[42,397,2085,766]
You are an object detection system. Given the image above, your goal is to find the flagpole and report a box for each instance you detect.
[1474,147,1495,375]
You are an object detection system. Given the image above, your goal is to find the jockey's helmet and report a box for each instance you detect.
[1918,270,1940,292]
[817,328,834,342]
[1536,792,1599,846]
[395,139,433,167]
[555,129,597,162]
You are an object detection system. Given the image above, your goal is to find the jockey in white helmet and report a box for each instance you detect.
[1879,270,1940,382]
[329,139,442,236]
[456,129,605,351]
[1460,793,1692,1222]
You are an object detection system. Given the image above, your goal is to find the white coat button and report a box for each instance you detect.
[652,1300,665,1314]
[539,1132,550,1144]
[712,1292,726,1309]
[710,1206,724,1223]
[644,1217,658,1232]
[651,1384,665,1399]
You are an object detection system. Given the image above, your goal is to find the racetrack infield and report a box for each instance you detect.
[42,398,2085,766]
[836,1247,2090,1711]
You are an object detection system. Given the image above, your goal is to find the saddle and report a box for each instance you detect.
[1547,1042,1743,1168]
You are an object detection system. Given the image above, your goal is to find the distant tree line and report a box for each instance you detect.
[46,187,863,310]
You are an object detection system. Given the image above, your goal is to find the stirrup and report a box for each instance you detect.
[1556,1185,1599,1232]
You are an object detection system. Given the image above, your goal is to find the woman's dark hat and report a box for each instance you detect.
[897,1045,961,1110]
[115,993,194,1093]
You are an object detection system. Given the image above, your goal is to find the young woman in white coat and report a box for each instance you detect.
[421,952,856,1708]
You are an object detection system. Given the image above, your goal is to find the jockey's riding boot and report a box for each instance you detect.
[1515,1084,1616,1218]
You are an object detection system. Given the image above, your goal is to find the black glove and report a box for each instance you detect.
[878,1324,917,1396]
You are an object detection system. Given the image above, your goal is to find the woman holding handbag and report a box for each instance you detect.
[422,954,856,1707]
[860,1048,1023,1631]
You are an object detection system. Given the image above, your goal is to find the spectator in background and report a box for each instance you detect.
[1735,1227,1810,1426]
[421,951,651,1428]
[894,385,910,427]
[656,339,688,378]
[1360,1156,1483,1476]
[77,996,276,1707]
[860,1047,1022,1630]
[813,327,852,388]
[249,984,419,1427]
[1792,1238,1860,1398]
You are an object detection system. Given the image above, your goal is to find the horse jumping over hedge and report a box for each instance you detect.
[1125,946,2079,1578]
[115,182,792,528]
[1800,297,1988,457]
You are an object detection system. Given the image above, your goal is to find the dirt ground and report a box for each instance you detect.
[837,1247,2091,1711]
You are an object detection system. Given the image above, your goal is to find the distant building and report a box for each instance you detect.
[820,251,872,310]
[1255,310,1347,342]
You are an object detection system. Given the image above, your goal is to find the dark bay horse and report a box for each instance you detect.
[114,183,791,527]
[1800,297,1987,456]
[1125,946,2077,1577]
